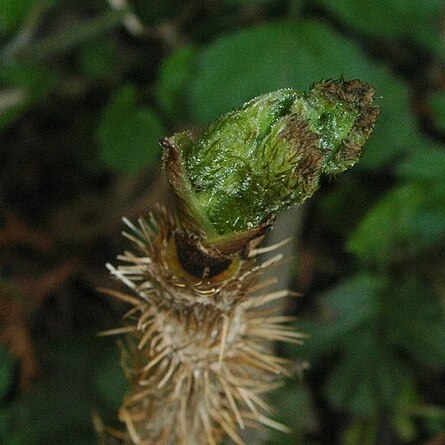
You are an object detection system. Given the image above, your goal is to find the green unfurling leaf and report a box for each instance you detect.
[163,79,379,247]
[188,19,425,169]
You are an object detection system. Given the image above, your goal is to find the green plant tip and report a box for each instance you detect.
[163,79,379,244]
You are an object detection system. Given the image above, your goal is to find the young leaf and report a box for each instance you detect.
[188,19,423,169]
[164,79,379,246]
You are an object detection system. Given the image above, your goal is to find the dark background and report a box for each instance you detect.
[1,0,445,444]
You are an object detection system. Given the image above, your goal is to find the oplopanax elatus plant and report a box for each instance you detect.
[101,79,379,445]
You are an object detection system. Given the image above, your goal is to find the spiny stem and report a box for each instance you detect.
[101,80,379,445]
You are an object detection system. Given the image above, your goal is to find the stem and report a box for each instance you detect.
[102,81,379,445]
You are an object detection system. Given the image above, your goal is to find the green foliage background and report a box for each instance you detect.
[1,0,445,444]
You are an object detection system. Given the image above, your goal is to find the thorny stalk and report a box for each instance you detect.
[100,79,379,444]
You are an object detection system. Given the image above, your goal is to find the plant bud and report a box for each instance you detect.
[163,79,379,253]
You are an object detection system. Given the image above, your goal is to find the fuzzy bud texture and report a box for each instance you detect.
[163,79,379,245]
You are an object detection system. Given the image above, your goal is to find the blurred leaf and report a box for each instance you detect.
[323,323,410,416]
[298,272,445,418]
[342,418,378,445]
[389,277,445,368]
[0,0,35,34]
[0,334,125,444]
[78,38,118,80]
[318,174,381,236]
[134,0,182,26]
[297,274,382,361]
[392,381,421,441]
[98,84,165,173]
[315,0,445,56]
[0,62,56,99]
[0,413,38,445]
[397,147,445,182]
[347,185,423,264]
[189,19,423,169]
[267,381,317,444]
[222,0,277,3]
[0,62,57,130]
[155,45,197,122]
[323,329,379,415]
[423,416,445,438]
[429,91,445,133]
[95,347,127,410]
[348,183,445,264]
[0,346,13,401]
